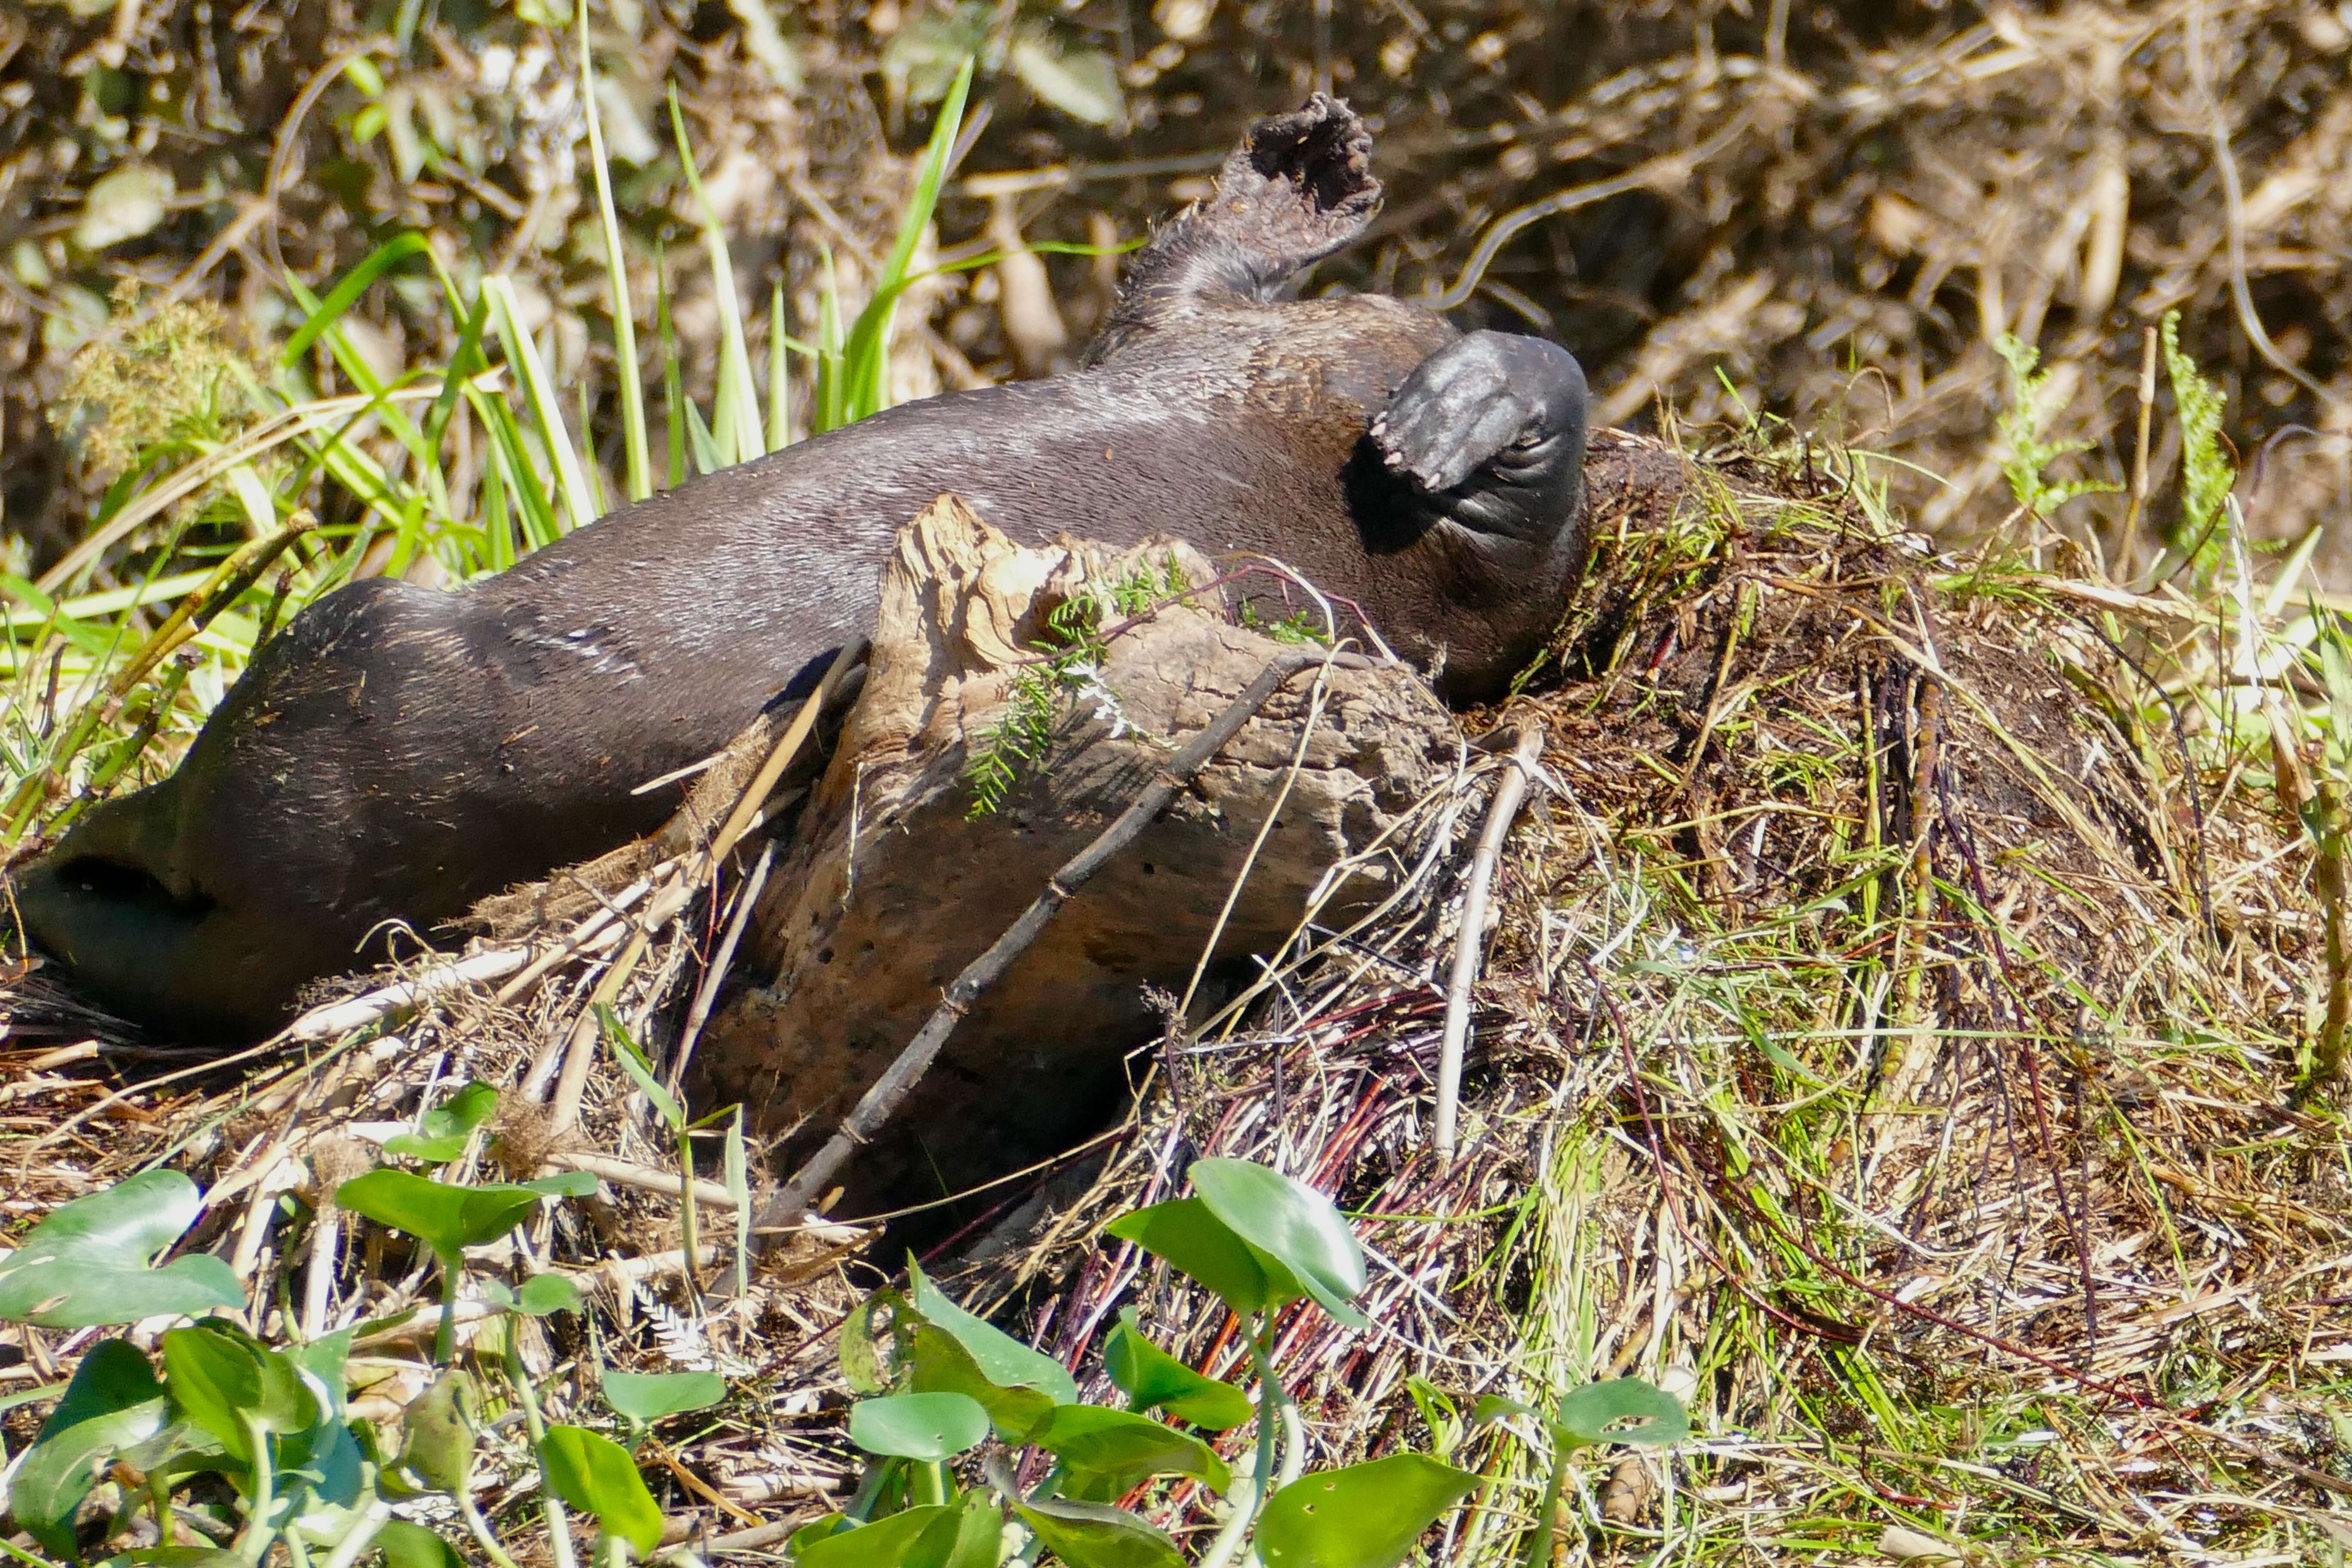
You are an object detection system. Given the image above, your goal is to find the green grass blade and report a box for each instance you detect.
[840,55,972,424]
[482,274,599,534]
[578,3,650,503]
[279,233,434,367]
[767,278,790,454]
[656,257,686,489]
[667,86,763,466]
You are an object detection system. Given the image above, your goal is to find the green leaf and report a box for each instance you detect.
[848,1391,990,1461]
[790,1504,956,1568]
[1102,1308,1251,1430]
[13,1339,167,1556]
[1102,1198,1295,1316]
[837,57,973,425]
[907,1320,1057,1443]
[161,1320,316,1462]
[396,1370,478,1493]
[1007,30,1124,125]
[1188,1160,1368,1327]
[905,1259,1078,1405]
[378,1519,466,1568]
[603,1368,726,1429]
[597,1004,683,1130]
[1256,1456,1481,1568]
[518,1171,600,1197]
[97,1550,248,1568]
[1549,1379,1688,1450]
[839,1287,898,1395]
[540,1424,664,1555]
[1468,1393,1530,1428]
[518,1272,584,1317]
[334,1171,544,1264]
[0,1170,245,1327]
[1030,1404,1231,1502]
[1011,1498,1183,1568]
[383,1081,500,1164]
[934,1491,1004,1568]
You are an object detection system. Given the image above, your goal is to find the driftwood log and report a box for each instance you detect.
[690,496,1460,1220]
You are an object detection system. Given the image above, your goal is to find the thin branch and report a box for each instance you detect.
[756,646,1364,1230]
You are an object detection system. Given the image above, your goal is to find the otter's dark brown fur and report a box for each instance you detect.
[15,97,1591,1040]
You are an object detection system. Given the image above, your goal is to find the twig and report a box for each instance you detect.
[542,642,864,1132]
[1433,723,1544,1165]
[755,646,1359,1230]
[668,842,774,1096]
[286,946,532,1042]
[2120,324,2157,583]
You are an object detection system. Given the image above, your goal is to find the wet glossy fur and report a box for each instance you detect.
[15,97,1591,1039]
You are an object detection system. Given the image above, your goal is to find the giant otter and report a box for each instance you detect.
[15,96,1590,1041]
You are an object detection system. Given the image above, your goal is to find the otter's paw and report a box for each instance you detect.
[1373,331,1588,496]
[1204,93,1381,274]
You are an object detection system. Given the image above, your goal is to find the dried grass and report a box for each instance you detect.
[7,424,2350,1560]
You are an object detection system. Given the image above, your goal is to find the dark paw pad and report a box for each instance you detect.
[1372,341,1532,495]
[1204,94,1381,270]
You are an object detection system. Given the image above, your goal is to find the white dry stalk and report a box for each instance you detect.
[1434,724,1546,1164]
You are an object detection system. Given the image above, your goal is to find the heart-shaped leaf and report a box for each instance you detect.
[906,1259,1077,1404]
[539,1424,663,1555]
[12,1339,167,1556]
[602,1368,726,1429]
[1256,1455,1480,1568]
[335,1171,544,1265]
[848,1391,990,1461]
[517,1273,583,1317]
[1187,1160,1367,1327]
[908,1321,1057,1442]
[1550,1379,1688,1450]
[382,1081,500,1164]
[1102,1309,1251,1430]
[0,1171,244,1327]
[838,1287,899,1395]
[1031,1404,1231,1501]
[1011,1498,1183,1568]
[1102,1198,1297,1316]
[790,1504,956,1568]
[395,1370,478,1493]
[377,1519,465,1568]
[162,1321,315,1461]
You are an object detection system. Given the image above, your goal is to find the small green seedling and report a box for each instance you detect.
[383,1081,501,1164]
[601,1367,727,1447]
[334,1170,554,1363]
[1514,1379,1690,1566]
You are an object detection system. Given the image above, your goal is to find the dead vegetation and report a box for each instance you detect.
[7,423,2351,1560]
[10,1,2352,580]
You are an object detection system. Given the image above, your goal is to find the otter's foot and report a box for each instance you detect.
[1093,95,1380,352]
[1209,93,1382,282]
[1372,330,1590,542]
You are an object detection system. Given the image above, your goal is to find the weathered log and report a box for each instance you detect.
[692,496,1460,1220]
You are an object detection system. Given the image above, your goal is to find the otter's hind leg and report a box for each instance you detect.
[1372,330,1590,548]
[1091,94,1382,353]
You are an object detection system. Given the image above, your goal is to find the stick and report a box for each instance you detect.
[1433,723,1544,1164]
[2120,323,2157,584]
[668,841,774,1096]
[755,646,1357,1230]
[540,643,864,1130]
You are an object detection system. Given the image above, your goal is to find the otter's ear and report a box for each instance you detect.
[1204,93,1383,282]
